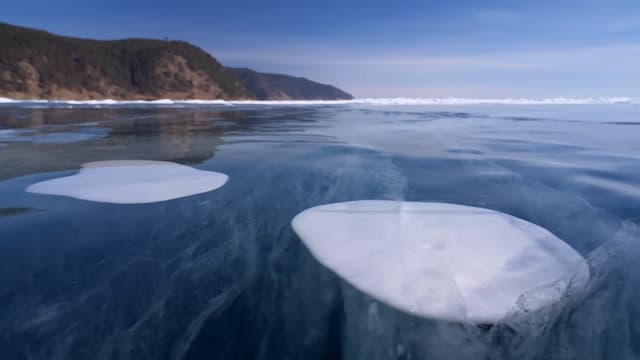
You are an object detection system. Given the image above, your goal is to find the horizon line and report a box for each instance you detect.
[0,96,635,107]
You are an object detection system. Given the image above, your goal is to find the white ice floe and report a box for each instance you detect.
[26,160,228,204]
[291,200,589,323]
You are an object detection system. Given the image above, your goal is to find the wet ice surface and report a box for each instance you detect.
[292,201,589,324]
[0,104,639,360]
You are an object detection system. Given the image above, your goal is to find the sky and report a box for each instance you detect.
[2,0,640,98]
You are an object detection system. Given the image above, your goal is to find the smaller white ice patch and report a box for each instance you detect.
[26,160,228,204]
[292,201,589,323]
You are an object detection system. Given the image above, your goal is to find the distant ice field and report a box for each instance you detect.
[0,96,634,107]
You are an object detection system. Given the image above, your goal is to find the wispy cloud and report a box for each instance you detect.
[215,43,640,72]
[211,41,640,98]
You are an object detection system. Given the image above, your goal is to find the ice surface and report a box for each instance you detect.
[26,160,228,204]
[574,175,640,200]
[292,200,590,323]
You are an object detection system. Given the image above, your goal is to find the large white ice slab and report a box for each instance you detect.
[26,160,228,204]
[292,200,589,323]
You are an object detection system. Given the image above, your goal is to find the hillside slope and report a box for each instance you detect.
[1,23,354,101]
[229,67,353,100]
[0,23,253,100]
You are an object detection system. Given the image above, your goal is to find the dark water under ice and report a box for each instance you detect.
[0,103,639,359]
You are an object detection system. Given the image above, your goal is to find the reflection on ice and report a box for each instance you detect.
[0,127,109,144]
[292,200,589,323]
[26,160,228,204]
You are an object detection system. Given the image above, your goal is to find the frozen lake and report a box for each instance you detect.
[0,102,639,359]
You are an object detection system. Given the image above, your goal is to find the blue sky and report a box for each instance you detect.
[3,0,640,98]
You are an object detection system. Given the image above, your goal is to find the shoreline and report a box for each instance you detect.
[0,97,634,107]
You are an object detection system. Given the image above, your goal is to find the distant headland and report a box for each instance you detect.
[0,23,353,101]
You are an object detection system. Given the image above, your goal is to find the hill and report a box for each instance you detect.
[0,23,352,101]
[228,67,353,100]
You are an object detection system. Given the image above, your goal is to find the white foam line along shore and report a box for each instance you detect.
[0,97,634,106]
